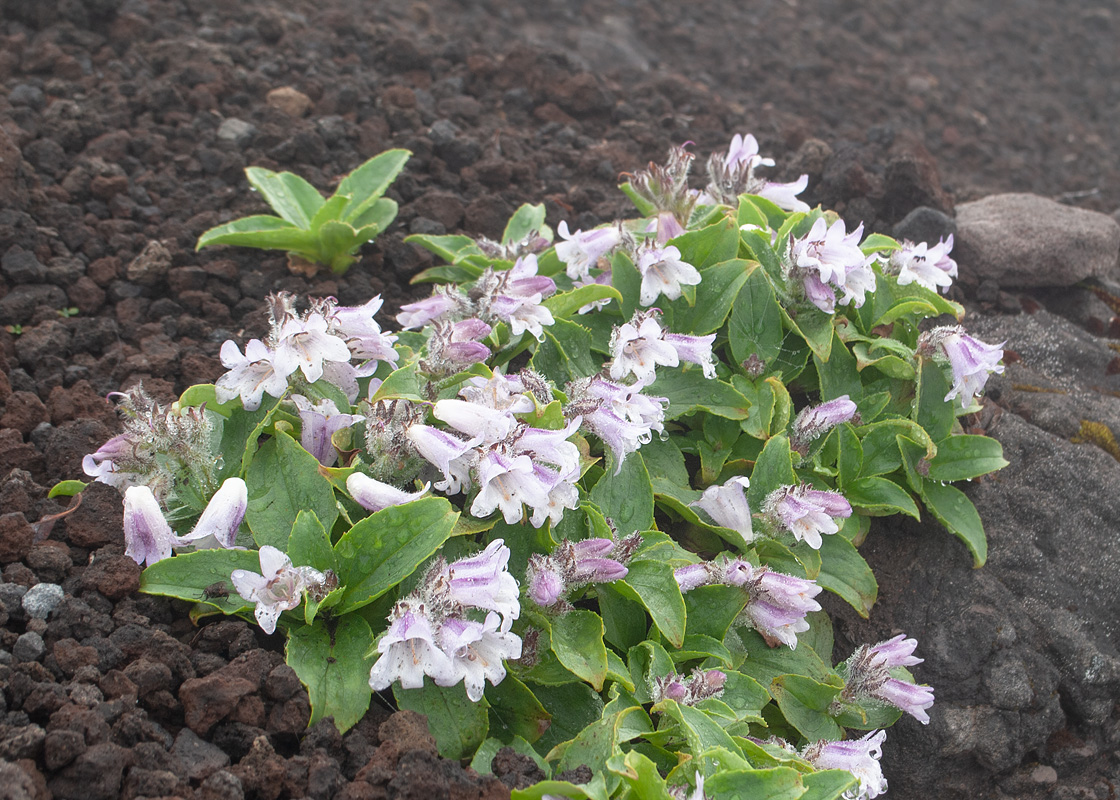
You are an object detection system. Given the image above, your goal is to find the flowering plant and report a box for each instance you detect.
[77,136,1006,799]
[197,149,410,274]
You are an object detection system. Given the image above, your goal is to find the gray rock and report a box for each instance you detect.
[21,582,64,619]
[892,206,957,246]
[13,631,45,662]
[1,247,47,284]
[217,118,257,148]
[955,193,1120,288]
[171,727,231,782]
[0,583,28,621]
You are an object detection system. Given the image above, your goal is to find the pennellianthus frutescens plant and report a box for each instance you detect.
[76,134,1007,800]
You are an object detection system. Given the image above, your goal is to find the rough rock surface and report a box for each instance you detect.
[955,194,1120,288]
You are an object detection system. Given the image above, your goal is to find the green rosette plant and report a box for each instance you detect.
[75,134,1006,800]
[197,149,410,274]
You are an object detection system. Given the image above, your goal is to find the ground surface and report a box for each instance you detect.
[1,0,1118,798]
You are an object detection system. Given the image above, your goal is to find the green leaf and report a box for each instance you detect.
[139,548,260,615]
[719,670,770,724]
[610,249,642,320]
[350,196,399,234]
[314,220,363,272]
[531,318,600,385]
[770,673,844,741]
[394,680,488,760]
[926,434,1008,481]
[671,634,732,666]
[503,203,548,245]
[598,583,649,652]
[735,629,833,686]
[472,735,549,777]
[553,706,645,783]
[922,479,988,567]
[526,681,605,757]
[485,674,552,744]
[683,585,748,641]
[336,149,411,223]
[611,559,686,648]
[543,283,623,320]
[334,497,458,613]
[816,533,878,617]
[670,259,752,335]
[814,332,861,401]
[843,476,920,519]
[800,770,859,800]
[286,616,374,732]
[729,266,785,372]
[286,510,337,574]
[737,196,769,230]
[403,233,485,266]
[178,383,238,418]
[48,479,86,498]
[196,215,317,254]
[703,767,808,800]
[245,167,325,228]
[857,419,935,478]
[747,434,797,509]
[654,369,752,421]
[638,435,690,487]
[741,229,783,284]
[369,361,424,403]
[550,609,609,691]
[308,194,349,232]
[832,695,904,731]
[245,431,338,550]
[628,640,677,704]
[610,750,674,800]
[914,359,955,443]
[620,181,658,217]
[859,233,901,255]
[653,699,740,755]
[672,217,741,270]
[589,451,654,534]
[780,304,834,363]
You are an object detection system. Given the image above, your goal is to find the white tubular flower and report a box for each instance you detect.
[438,612,523,701]
[663,332,718,379]
[690,476,754,542]
[405,424,478,494]
[444,539,521,630]
[369,602,458,692]
[215,338,289,411]
[511,418,583,477]
[758,174,811,213]
[790,218,874,313]
[762,484,852,550]
[919,326,1005,409]
[230,546,325,635]
[527,463,581,528]
[608,313,679,383]
[396,287,464,330]
[432,398,514,444]
[83,433,140,488]
[891,236,958,293]
[273,313,352,383]
[347,473,430,512]
[291,395,359,467]
[123,485,181,567]
[470,451,550,525]
[802,730,888,800]
[555,221,622,281]
[459,374,536,414]
[177,477,248,550]
[636,243,701,306]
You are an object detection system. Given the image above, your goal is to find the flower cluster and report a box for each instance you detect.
[526,533,642,610]
[762,484,852,549]
[565,375,667,472]
[801,730,888,800]
[231,545,328,635]
[674,557,823,648]
[701,133,810,212]
[887,236,958,293]
[122,478,247,567]
[609,309,716,383]
[788,218,876,313]
[217,293,398,410]
[839,634,936,724]
[918,325,1006,409]
[368,540,521,701]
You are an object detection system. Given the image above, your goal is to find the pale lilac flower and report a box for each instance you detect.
[439,612,522,701]
[526,535,636,609]
[505,254,557,299]
[82,433,139,488]
[444,539,521,630]
[891,236,958,293]
[177,477,248,550]
[471,451,551,525]
[396,287,463,330]
[368,603,458,691]
[123,485,180,567]
[875,678,935,724]
[569,376,668,472]
[702,133,810,212]
[802,730,888,800]
[511,418,583,478]
[272,313,352,384]
[405,424,478,494]
[652,668,727,706]
[635,243,701,306]
[291,395,359,466]
[919,326,1005,409]
[215,338,289,411]
[762,484,851,549]
[230,545,325,635]
[489,294,555,341]
[555,221,622,282]
[790,218,874,313]
[673,562,716,593]
[759,174,811,213]
[574,270,616,314]
[663,332,718,378]
[791,394,859,454]
[690,476,754,542]
[745,565,823,649]
[868,634,923,668]
[347,473,430,512]
[432,398,513,444]
[608,313,680,383]
[327,296,400,367]
[527,564,566,607]
[459,373,536,414]
[528,464,581,528]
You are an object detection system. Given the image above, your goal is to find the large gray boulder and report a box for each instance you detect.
[955,193,1120,288]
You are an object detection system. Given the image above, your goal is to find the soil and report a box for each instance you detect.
[1,0,1117,799]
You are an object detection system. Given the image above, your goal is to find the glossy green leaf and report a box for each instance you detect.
[196,215,317,253]
[543,284,623,320]
[245,167,325,228]
[814,331,861,401]
[683,585,748,641]
[245,431,338,550]
[779,304,834,363]
[48,479,87,498]
[729,266,785,373]
[843,476,920,519]
[926,434,1008,481]
[703,767,808,800]
[394,679,488,760]
[653,699,740,755]
[800,770,859,800]
[336,149,411,222]
[598,583,649,652]
[589,451,654,534]
[531,318,599,386]
[628,640,676,704]
[735,629,833,686]
[671,217,740,270]
[334,497,458,612]
[914,360,955,443]
[503,203,547,245]
[286,510,337,575]
[550,609,609,690]
[485,674,552,744]
[816,533,878,617]
[770,673,844,741]
[350,195,398,232]
[670,259,751,335]
[615,558,686,648]
[654,369,752,421]
[748,434,798,509]
[922,479,988,567]
[287,616,374,732]
[139,548,259,615]
[553,706,645,777]
[526,681,605,757]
